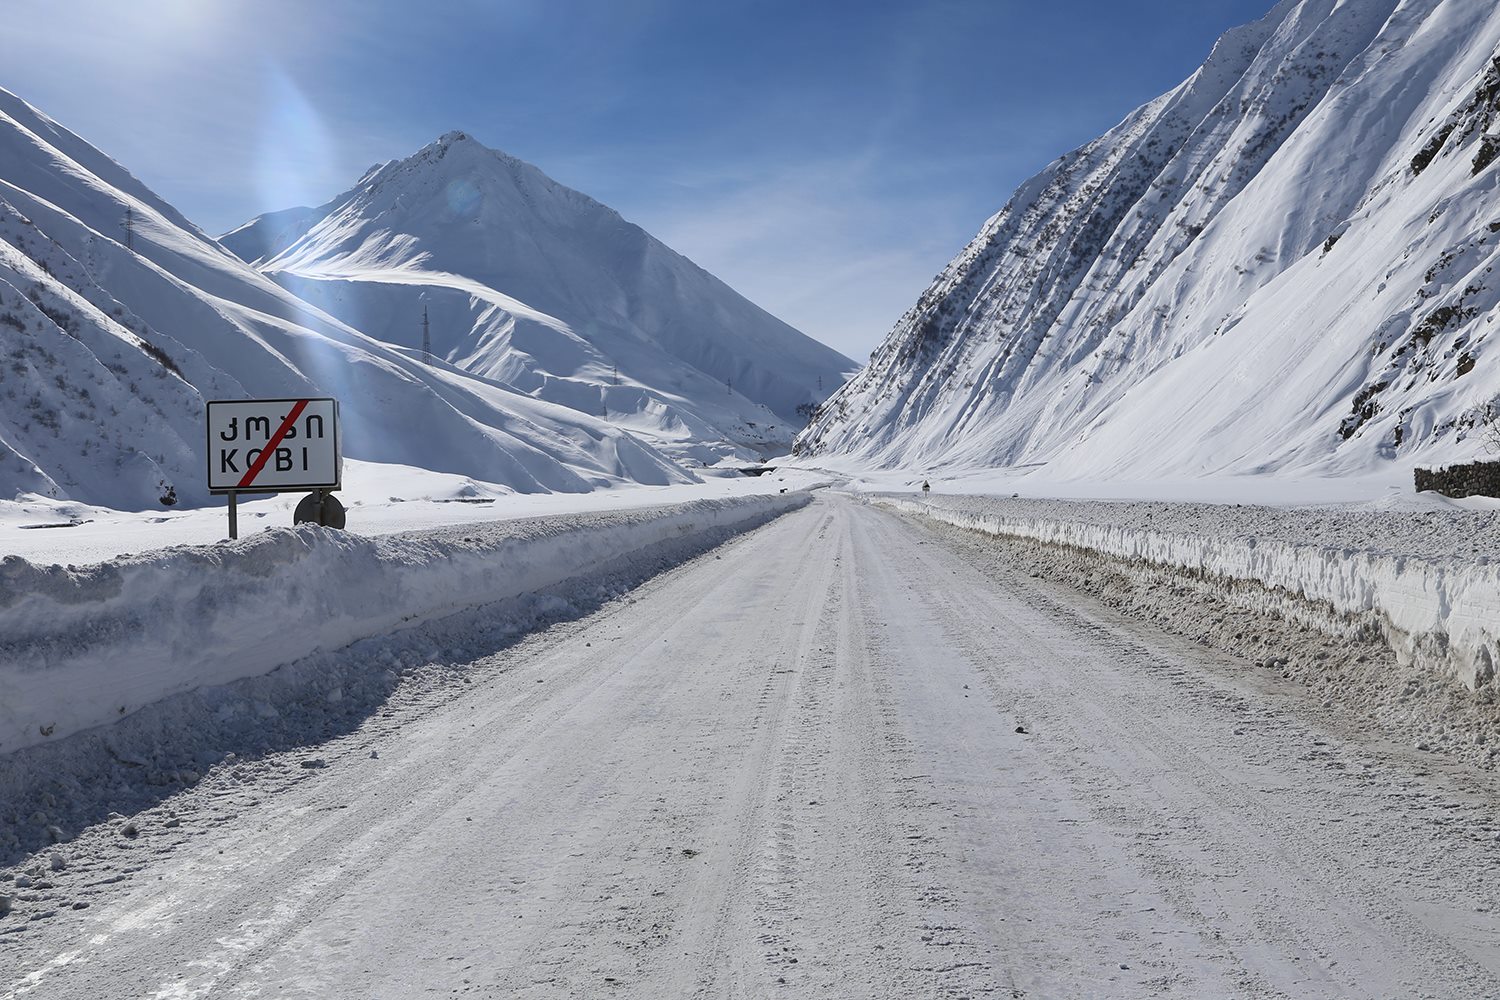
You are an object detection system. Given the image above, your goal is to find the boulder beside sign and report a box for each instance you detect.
[206,398,341,494]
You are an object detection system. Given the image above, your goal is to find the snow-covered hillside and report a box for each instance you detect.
[222,132,852,465]
[0,88,696,510]
[798,0,1500,486]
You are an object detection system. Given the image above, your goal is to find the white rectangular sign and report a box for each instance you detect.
[206,397,340,493]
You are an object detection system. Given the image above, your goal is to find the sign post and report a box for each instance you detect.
[206,397,341,540]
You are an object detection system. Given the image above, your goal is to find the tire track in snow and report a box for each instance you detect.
[8,495,1500,999]
[876,503,1500,998]
[4,506,820,999]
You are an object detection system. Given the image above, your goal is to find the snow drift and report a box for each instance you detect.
[800,0,1500,485]
[0,491,810,754]
[223,132,853,465]
[877,494,1500,696]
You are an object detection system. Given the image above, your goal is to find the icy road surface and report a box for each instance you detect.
[6,495,1500,999]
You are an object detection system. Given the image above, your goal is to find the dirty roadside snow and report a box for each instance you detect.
[876,492,1500,770]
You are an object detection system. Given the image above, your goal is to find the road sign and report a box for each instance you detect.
[206,397,341,494]
[294,490,347,529]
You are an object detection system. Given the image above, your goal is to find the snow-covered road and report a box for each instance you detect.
[6,495,1500,999]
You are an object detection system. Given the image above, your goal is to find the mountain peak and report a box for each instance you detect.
[221,126,853,464]
[409,128,495,166]
[375,129,537,193]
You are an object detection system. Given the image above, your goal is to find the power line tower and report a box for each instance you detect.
[612,365,619,385]
[421,305,431,364]
[122,206,134,251]
[726,376,732,396]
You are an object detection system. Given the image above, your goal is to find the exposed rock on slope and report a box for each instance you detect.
[798,0,1500,484]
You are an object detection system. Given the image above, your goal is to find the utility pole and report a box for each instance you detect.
[422,305,431,364]
[612,365,619,385]
[726,376,732,396]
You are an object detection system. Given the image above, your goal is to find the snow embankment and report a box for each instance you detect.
[0,492,809,754]
[875,495,1500,693]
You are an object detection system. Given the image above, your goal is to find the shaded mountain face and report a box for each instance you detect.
[0,90,692,510]
[797,0,1500,484]
[223,134,853,466]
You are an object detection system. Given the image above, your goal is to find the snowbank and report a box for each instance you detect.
[0,492,809,753]
[875,495,1500,693]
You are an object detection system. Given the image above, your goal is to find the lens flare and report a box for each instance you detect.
[445,177,482,221]
[253,65,369,408]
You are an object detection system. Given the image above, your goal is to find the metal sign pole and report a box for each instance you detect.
[207,398,342,541]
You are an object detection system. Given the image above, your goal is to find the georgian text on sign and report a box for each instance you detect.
[206,398,341,493]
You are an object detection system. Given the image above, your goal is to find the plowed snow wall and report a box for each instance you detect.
[0,493,810,753]
[876,496,1499,694]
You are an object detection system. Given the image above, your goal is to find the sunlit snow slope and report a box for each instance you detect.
[223,133,853,466]
[0,89,693,509]
[798,0,1500,484]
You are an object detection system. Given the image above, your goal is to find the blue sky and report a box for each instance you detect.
[6,0,1275,360]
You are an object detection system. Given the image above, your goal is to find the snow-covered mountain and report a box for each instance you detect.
[223,133,853,466]
[0,88,696,510]
[797,0,1500,485]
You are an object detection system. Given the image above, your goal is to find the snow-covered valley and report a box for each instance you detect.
[6,0,1500,993]
[0,85,846,523]
[6,495,1500,998]
[0,91,720,514]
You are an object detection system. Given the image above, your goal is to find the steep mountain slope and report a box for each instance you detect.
[797,0,1500,484]
[222,133,853,465]
[0,88,692,510]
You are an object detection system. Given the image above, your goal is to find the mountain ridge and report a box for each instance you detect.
[0,86,696,509]
[797,0,1500,485]
[224,131,853,466]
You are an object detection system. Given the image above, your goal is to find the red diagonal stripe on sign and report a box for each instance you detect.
[237,398,309,489]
